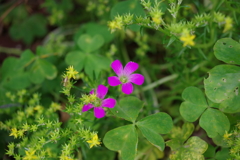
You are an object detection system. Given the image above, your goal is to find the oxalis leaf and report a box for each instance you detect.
[180,87,208,122]
[204,65,240,113]
[199,108,230,138]
[205,38,240,113]
[180,136,208,160]
[77,34,104,53]
[110,96,144,123]
[214,38,240,65]
[65,51,111,80]
[166,123,208,160]
[103,124,138,160]
[136,112,173,151]
[180,87,230,138]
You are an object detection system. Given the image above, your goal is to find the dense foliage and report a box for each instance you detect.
[0,0,240,159]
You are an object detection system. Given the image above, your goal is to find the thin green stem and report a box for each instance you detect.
[142,74,178,91]
[0,46,22,55]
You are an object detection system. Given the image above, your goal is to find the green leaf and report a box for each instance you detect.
[16,49,35,69]
[9,14,47,44]
[35,59,57,80]
[136,112,173,151]
[181,122,195,143]
[28,61,45,84]
[1,57,18,79]
[166,139,182,151]
[77,34,104,53]
[181,136,208,160]
[84,54,111,80]
[215,148,230,160]
[199,108,230,138]
[180,87,208,122]
[204,65,240,113]
[65,51,86,71]
[166,123,194,150]
[103,124,138,160]
[2,72,31,90]
[214,38,240,65]
[110,96,144,123]
[26,54,57,84]
[65,52,111,79]
[1,57,31,90]
[75,22,114,43]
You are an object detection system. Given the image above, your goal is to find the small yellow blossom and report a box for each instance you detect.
[23,150,38,160]
[50,102,62,111]
[66,66,79,79]
[152,16,161,25]
[9,128,18,138]
[180,30,195,47]
[223,131,232,140]
[87,134,101,148]
[223,17,233,33]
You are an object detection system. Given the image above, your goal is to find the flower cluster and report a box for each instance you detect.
[82,60,144,118]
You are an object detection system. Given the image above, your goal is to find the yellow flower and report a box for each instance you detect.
[9,128,18,138]
[223,131,232,140]
[23,150,38,160]
[87,134,101,148]
[152,16,161,25]
[66,66,79,79]
[223,17,233,33]
[180,31,195,47]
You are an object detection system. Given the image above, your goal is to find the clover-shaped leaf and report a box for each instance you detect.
[204,65,240,113]
[16,49,35,69]
[166,123,194,149]
[65,51,111,80]
[111,96,144,123]
[199,108,230,138]
[77,34,104,53]
[180,136,208,160]
[180,87,230,138]
[28,59,57,84]
[103,124,138,160]
[136,112,173,151]
[1,57,31,90]
[104,97,173,160]
[180,87,208,122]
[166,123,207,160]
[214,38,240,65]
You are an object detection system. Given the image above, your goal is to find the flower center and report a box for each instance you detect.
[120,75,128,84]
[93,98,102,107]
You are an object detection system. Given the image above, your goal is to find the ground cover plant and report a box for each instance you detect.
[0,0,240,159]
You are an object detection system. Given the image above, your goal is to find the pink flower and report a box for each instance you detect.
[108,60,144,94]
[82,84,116,118]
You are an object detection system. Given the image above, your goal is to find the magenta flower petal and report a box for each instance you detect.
[102,98,116,108]
[129,73,144,85]
[123,61,139,75]
[94,107,105,118]
[122,82,133,94]
[82,104,94,112]
[111,60,123,76]
[89,89,94,95]
[96,84,108,99]
[108,76,121,86]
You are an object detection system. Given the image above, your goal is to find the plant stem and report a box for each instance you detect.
[0,46,22,55]
[142,74,178,91]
